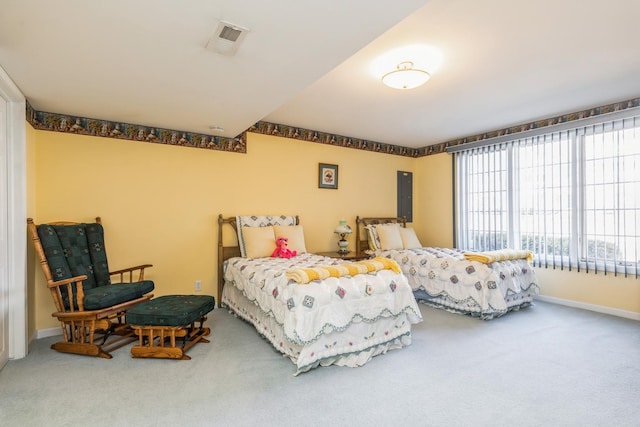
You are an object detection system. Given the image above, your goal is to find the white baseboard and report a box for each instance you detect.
[535,295,640,321]
[36,327,62,339]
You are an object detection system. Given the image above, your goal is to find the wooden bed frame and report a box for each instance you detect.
[355,216,407,254]
[216,214,300,307]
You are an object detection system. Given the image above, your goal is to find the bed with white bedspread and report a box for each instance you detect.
[356,216,540,320]
[217,215,422,375]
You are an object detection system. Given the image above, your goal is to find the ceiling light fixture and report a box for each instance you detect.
[381,61,430,90]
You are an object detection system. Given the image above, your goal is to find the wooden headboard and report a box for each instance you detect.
[355,216,407,253]
[217,214,300,307]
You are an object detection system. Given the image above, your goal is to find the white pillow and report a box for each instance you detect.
[375,223,403,250]
[242,226,276,258]
[273,225,307,254]
[400,227,422,249]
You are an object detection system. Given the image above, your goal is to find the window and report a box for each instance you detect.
[452,110,640,277]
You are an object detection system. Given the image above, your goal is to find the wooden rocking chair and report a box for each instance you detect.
[27,217,155,358]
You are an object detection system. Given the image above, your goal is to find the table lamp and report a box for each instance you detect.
[334,219,352,254]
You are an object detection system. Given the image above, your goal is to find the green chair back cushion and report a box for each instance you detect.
[37,223,109,289]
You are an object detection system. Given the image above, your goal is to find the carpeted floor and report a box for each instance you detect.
[1,300,638,427]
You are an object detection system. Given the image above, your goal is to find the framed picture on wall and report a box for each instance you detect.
[318,163,338,189]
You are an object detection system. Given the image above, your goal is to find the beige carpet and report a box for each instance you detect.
[1,300,638,427]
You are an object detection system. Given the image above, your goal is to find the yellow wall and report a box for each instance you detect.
[28,127,639,332]
[29,127,415,330]
[414,153,454,248]
[535,268,640,313]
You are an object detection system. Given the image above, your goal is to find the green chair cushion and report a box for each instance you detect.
[83,281,155,311]
[126,295,215,327]
[37,222,154,310]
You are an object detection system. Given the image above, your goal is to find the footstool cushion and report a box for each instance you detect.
[126,294,215,360]
[126,294,215,326]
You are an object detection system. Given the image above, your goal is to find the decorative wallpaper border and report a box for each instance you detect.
[247,121,421,157]
[26,96,640,158]
[426,96,640,155]
[25,103,247,153]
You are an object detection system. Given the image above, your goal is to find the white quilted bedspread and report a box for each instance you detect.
[381,247,539,315]
[223,253,422,345]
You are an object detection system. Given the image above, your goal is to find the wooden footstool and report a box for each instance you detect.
[126,294,215,360]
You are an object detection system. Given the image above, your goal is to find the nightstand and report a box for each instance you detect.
[316,251,370,261]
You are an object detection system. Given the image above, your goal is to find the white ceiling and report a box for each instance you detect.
[1,0,639,149]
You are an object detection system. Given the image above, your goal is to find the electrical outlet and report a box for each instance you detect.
[195,280,202,291]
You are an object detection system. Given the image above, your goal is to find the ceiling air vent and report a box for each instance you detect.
[206,21,249,56]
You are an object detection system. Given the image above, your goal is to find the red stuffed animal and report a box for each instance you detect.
[271,236,297,259]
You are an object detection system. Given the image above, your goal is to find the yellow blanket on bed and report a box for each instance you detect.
[286,257,401,284]
[463,249,534,264]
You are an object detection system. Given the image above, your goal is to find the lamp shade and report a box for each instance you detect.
[382,61,430,90]
[334,219,352,235]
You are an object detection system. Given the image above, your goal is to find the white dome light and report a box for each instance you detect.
[381,61,431,90]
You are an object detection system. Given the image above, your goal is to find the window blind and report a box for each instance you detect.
[454,111,639,277]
